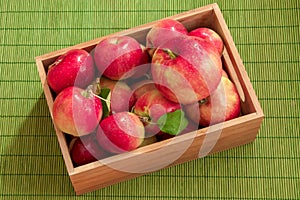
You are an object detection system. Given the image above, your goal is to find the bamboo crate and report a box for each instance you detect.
[35,3,264,195]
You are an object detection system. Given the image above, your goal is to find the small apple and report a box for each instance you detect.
[52,86,103,136]
[47,49,95,94]
[99,77,136,114]
[185,77,241,127]
[146,19,188,56]
[130,79,157,100]
[151,36,223,105]
[133,89,181,136]
[96,112,145,154]
[189,27,224,55]
[94,36,143,80]
[70,134,110,166]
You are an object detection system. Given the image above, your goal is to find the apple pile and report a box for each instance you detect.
[46,19,241,166]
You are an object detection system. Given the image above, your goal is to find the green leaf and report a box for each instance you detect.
[99,88,111,119]
[157,109,188,135]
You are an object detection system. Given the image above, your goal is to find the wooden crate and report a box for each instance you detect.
[35,3,264,195]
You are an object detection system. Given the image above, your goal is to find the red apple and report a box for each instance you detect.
[96,112,145,154]
[100,77,135,113]
[185,77,241,127]
[130,44,151,79]
[130,79,157,100]
[47,49,95,94]
[133,89,181,136]
[94,36,143,80]
[146,19,188,56]
[53,86,103,136]
[151,36,223,105]
[70,134,110,166]
[189,27,224,55]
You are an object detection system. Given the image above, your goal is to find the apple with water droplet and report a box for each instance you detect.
[151,36,222,105]
[133,89,181,136]
[185,77,241,127]
[146,19,188,56]
[52,86,103,137]
[70,134,110,166]
[96,112,145,154]
[189,27,224,55]
[94,36,144,80]
[47,49,95,94]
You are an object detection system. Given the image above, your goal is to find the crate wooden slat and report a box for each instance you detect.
[35,3,264,195]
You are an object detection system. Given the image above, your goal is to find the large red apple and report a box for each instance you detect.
[96,112,145,154]
[53,86,103,136]
[151,36,223,105]
[185,77,241,127]
[146,19,188,56]
[133,89,181,136]
[99,77,135,114]
[47,49,95,94]
[70,134,110,166]
[93,36,144,80]
[189,27,224,55]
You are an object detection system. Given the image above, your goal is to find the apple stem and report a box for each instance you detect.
[90,91,111,103]
[84,78,111,104]
[163,48,177,59]
[144,73,152,80]
[138,115,157,125]
[199,98,208,104]
[92,77,101,95]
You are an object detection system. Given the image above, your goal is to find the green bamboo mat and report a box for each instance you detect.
[1,0,299,199]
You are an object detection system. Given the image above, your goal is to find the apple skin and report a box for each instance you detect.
[70,134,110,166]
[130,45,151,79]
[185,77,241,127]
[100,77,136,113]
[47,49,95,94]
[96,112,145,154]
[222,69,229,78]
[130,79,157,100]
[133,89,181,136]
[151,36,223,105]
[189,27,224,55]
[52,86,103,137]
[146,19,188,56]
[94,36,143,80]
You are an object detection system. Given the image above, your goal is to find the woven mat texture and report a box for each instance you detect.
[0,0,299,199]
